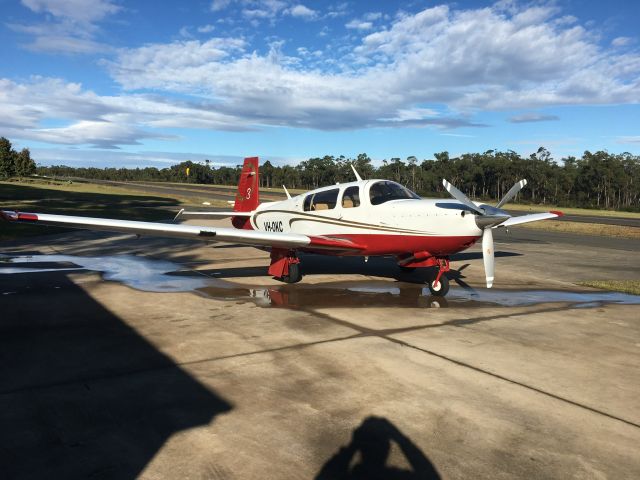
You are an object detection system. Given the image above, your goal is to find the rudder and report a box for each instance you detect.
[234,157,260,212]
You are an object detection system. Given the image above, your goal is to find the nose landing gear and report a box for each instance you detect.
[428,258,450,296]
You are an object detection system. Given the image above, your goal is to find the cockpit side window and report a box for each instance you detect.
[303,188,340,211]
[369,181,420,205]
[341,186,360,208]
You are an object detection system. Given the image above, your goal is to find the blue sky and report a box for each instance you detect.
[1,0,639,168]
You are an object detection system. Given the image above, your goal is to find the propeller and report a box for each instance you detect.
[442,178,527,288]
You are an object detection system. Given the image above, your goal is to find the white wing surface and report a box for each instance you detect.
[496,211,563,227]
[1,210,364,252]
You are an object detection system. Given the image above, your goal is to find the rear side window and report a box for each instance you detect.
[341,186,360,208]
[303,188,340,211]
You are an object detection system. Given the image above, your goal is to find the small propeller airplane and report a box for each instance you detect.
[1,157,562,296]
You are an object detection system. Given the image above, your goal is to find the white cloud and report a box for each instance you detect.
[612,36,632,47]
[5,2,640,148]
[509,113,560,123]
[105,2,640,133]
[197,24,216,33]
[345,20,372,31]
[616,136,640,144]
[21,0,120,24]
[210,0,231,12]
[0,77,257,149]
[241,0,287,22]
[14,0,120,54]
[179,26,193,38]
[363,12,382,22]
[288,4,317,19]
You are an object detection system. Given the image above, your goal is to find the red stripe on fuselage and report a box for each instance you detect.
[302,233,480,256]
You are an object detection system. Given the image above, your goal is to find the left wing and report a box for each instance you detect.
[1,210,364,252]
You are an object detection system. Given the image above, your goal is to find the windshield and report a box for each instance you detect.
[369,181,420,205]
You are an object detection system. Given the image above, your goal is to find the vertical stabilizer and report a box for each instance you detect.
[234,157,260,212]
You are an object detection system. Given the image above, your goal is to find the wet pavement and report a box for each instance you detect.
[1,225,639,479]
[3,253,640,310]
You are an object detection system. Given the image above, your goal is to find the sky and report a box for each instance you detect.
[1,0,639,168]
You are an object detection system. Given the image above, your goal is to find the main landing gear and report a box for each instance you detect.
[269,249,302,283]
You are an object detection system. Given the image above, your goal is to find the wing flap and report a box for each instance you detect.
[307,235,365,251]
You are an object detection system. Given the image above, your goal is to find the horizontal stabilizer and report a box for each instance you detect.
[174,209,252,221]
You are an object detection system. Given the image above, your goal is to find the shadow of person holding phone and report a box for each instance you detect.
[315,416,441,480]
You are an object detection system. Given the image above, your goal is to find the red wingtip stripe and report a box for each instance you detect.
[550,210,564,217]
[17,212,39,221]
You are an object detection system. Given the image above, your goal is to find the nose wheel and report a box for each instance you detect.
[428,274,449,296]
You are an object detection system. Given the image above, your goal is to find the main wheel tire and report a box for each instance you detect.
[428,274,449,296]
[281,263,302,284]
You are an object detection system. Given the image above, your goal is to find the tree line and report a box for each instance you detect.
[0,137,36,178]
[1,135,637,211]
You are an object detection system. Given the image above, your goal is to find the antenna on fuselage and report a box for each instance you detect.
[351,163,363,182]
[282,185,292,199]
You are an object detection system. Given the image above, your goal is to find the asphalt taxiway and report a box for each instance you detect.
[1,222,639,479]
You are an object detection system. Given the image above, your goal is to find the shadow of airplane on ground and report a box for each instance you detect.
[316,416,441,480]
[0,268,232,479]
[193,251,519,286]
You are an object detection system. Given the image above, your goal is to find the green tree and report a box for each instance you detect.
[0,137,15,179]
[14,148,36,177]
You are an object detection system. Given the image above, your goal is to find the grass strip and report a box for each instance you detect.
[0,179,222,242]
[515,219,640,239]
[577,280,640,296]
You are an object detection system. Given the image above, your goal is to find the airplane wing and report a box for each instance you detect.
[495,211,563,227]
[1,210,365,252]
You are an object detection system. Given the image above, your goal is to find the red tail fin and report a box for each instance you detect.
[234,157,260,212]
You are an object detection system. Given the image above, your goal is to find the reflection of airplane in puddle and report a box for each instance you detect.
[2,158,561,296]
[247,286,449,309]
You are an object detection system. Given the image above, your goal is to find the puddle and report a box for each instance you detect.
[0,253,212,292]
[1,253,640,309]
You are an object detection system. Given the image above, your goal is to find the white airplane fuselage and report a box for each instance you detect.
[246,179,484,256]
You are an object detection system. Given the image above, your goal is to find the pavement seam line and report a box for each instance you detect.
[304,306,640,430]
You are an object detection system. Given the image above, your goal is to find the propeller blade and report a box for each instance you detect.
[482,227,494,288]
[442,179,484,215]
[496,179,527,208]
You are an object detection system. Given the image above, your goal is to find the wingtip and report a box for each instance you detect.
[1,210,17,221]
[2,211,38,222]
[550,210,564,217]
